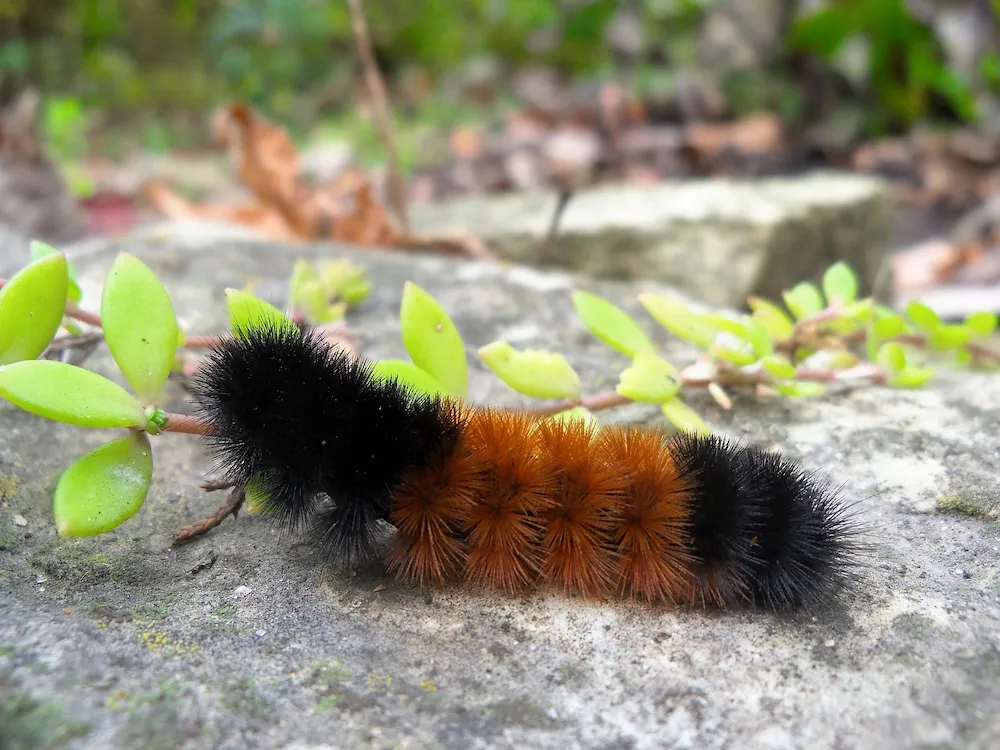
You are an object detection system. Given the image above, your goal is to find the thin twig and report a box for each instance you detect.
[43,331,104,367]
[201,478,235,492]
[43,331,104,354]
[174,487,245,544]
[539,189,574,258]
[347,0,409,232]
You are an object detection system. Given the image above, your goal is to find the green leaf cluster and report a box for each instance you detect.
[288,257,372,325]
[788,0,979,132]
[0,250,179,537]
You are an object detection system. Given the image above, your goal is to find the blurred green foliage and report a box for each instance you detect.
[0,0,996,154]
[786,0,979,131]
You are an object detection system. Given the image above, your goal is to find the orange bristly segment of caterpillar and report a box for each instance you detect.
[457,408,555,592]
[387,408,701,602]
[599,427,694,602]
[535,420,623,598]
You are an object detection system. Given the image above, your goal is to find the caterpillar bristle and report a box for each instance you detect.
[742,450,859,611]
[667,433,763,608]
[386,410,480,585]
[191,322,862,613]
[600,427,693,604]
[536,420,621,598]
[459,409,553,593]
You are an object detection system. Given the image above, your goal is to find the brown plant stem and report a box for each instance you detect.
[174,487,245,544]
[892,333,1000,366]
[182,334,224,349]
[163,413,212,435]
[347,0,409,232]
[65,304,102,327]
[527,364,882,418]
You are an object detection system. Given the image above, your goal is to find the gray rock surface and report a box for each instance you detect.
[409,171,894,308]
[1,230,999,750]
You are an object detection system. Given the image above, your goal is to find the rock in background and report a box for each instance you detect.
[410,171,893,308]
[1,230,998,749]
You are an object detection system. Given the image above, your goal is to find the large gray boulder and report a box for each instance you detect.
[1,229,997,749]
[409,171,894,308]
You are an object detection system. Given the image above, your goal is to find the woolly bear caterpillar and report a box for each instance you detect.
[191,322,857,612]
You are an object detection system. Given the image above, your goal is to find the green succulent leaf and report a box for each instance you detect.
[747,297,795,341]
[0,252,69,365]
[616,350,681,403]
[295,279,329,323]
[371,359,451,398]
[101,253,179,403]
[322,302,347,323]
[638,293,717,348]
[53,432,153,537]
[0,359,145,428]
[709,341,758,366]
[572,290,654,357]
[828,350,860,369]
[876,342,907,372]
[964,311,998,338]
[821,261,858,305]
[661,397,709,434]
[319,260,372,305]
[400,281,468,399]
[288,259,323,317]
[928,324,972,351]
[773,380,826,397]
[782,282,824,321]
[289,258,319,300]
[30,240,82,303]
[888,367,934,389]
[478,340,581,400]
[225,288,298,339]
[905,300,940,331]
[698,313,749,340]
[61,318,85,337]
[547,406,599,429]
[760,355,796,379]
[840,299,874,321]
[873,314,906,339]
[339,277,373,306]
[745,319,774,357]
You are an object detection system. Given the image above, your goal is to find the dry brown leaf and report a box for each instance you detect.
[151,103,401,247]
[322,175,398,246]
[143,179,299,241]
[399,231,496,260]
[685,113,784,159]
[149,101,490,259]
[211,103,310,235]
[891,237,983,293]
